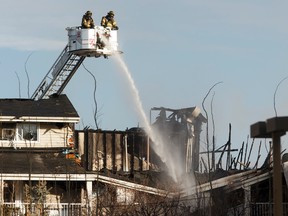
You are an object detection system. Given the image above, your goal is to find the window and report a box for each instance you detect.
[0,123,16,140]
[0,123,39,142]
[17,123,38,141]
[2,129,15,140]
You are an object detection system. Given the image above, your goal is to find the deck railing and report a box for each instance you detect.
[3,201,288,216]
[250,202,288,216]
[0,202,88,216]
[227,202,288,216]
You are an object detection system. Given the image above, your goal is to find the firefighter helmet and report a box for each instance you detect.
[108,11,114,16]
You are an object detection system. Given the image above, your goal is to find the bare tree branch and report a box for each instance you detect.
[82,63,99,129]
[201,81,223,215]
[14,71,21,98]
[24,52,34,98]
[273,76,288,117]
[211,92,216,171]
[201,81,223,171]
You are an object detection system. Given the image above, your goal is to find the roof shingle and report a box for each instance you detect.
[0,94,79,118]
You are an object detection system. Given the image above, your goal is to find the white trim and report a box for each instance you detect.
[0,116,80,123]
[0,173,95,181]
[0,173,175,197]
[181,170,270,198]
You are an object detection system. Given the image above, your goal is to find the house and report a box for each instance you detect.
[0,94,93,215]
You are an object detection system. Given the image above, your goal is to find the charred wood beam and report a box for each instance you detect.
[84,129,89,170]
[243,136,249,168]
[103,132,107,171]
[234,145,242,170]
[139,136,143,171]
[120,133,124,171]
[245,138,254,168]
[112,133,116,173]
[229,157,236,170]
[239,141,244,170]
[253,141,262,169]
[201,157,208,173]
[226,123,232,170]
[200,149,238,154]
[130,134,135,178]
[151,107,195,113]
[216,144,227,169]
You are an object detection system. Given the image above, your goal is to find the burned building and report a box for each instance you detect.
[74,106,207,179]
[150,106,207,173]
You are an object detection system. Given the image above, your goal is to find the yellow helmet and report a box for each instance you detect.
[108,11,114,16]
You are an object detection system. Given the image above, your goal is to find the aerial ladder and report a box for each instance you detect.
[31,25,121,100]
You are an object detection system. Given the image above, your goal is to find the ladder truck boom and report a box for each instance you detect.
[31,26,121,100]
[31,45,85,100]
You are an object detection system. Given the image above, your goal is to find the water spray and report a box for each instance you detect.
[111,53,186,182]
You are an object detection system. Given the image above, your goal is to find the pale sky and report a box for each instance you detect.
[1,1,288,167]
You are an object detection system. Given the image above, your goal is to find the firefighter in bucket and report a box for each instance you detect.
[81,10,95,29]
[101,11,119,30]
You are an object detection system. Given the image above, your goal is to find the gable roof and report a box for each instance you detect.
[0,94,80,123]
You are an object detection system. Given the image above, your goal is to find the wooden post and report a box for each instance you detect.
[272,132,283,216]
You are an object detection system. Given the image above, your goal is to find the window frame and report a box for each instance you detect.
[1,128,16,140]
[15,123,39,142]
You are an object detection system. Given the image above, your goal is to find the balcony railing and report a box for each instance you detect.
[250,202,288,216]
[0,202,88,216]
[3,201,288,216]
[228,202,288,216]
